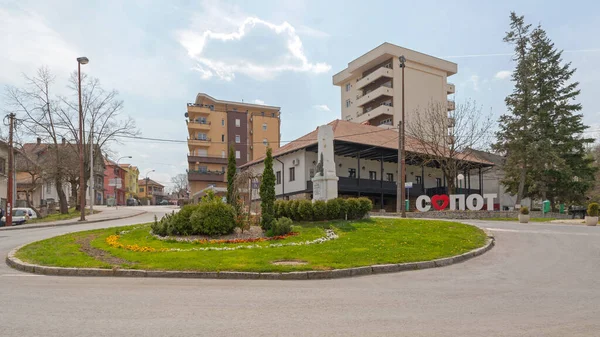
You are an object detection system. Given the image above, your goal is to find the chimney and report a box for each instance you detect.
[62,137,66,145]
[36,137,41,145]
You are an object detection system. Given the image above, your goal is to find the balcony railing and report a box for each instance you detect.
[446,83,455,94]
[187,155,228,164]
[356,86,394,107]
[187,120,211,130]
[353,103,394,125]
[447,100,455,111]
[188,169,225,182]
[356,66,394,90]
[188,138,211,147]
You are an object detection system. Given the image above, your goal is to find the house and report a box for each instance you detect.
[119,164,139,200]
[104,158,127,205]
[0,141,12,211]
[240,120,493,212]
[138,178,165,205]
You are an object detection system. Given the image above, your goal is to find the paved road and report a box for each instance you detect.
[1,210,599,337]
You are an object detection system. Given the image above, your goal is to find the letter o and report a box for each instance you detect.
[466,194,485,211]
[416,195,431,212]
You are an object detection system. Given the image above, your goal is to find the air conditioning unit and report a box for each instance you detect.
[292,159,300,166]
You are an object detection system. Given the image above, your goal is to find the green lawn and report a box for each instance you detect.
[482,217,556,222]
[27,208,100,224]
[16,218,488,273]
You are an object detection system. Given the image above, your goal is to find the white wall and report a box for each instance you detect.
[247,150,307,199]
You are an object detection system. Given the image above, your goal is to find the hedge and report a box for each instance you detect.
[273,197,372,222]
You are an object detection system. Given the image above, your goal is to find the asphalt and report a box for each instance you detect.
[1,209,599,337]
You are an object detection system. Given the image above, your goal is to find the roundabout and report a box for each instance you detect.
[8,217,491,278]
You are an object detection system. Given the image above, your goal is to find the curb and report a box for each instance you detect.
[6,235,495,280]
[0,211,147,232]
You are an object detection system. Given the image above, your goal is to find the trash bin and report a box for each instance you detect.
[405,199,410,212]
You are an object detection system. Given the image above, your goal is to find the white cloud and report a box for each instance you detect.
[177,14,331,81]
[467,75,480,91]
[296,25,330,38]
[313,104,331,111]
[495,70,512,80]
[253,99,265,105]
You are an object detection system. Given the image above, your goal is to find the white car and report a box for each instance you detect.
[1,207,38,225]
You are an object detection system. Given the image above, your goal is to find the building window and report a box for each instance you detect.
[222,166,226,173]
[271,112,275,117]
[309,168,315,178]
[235,135,241,143]
[416,176,422,185]
[221,150,226,158]
[262,123,267,131]
[208,184,216,188]
[261,111,265,116]
[236,151,241,159]
[139,187,144,193]
[197,149,207,157]
[346,99,351,108]
[221,119,225,126]
[221,134,225,142]
[346,83,351,92]
[263,139,268,145]
[199,166,207,173]
[46,181,51,193]
[0,157,5,175]
[289,167,295,181]
[436,178,442,187]
[348,168,356,178]
[235,119,240,127]
[197,132,207,140]
[387,173,394,182]
[276,171,281,185]
[197,117,207,124]
[369,171,377,180]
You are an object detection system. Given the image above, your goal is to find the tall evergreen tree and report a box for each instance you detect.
[259,147,276,230]
[226,145,237,206]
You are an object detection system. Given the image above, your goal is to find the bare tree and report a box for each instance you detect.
[407,100,492,194]
[170,173,188,198]
[4,67,138,213]
[14,147,45,217]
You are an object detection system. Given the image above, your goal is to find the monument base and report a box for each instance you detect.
[312,175,339,201]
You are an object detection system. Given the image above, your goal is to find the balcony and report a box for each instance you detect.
[356,86,394,107]
[187,103,213,116]
[354,103,394,125]
[187,120,211,131]
[187,155,228,164]
[447,100,455,111]
[446,83,455,94]
[356,66,394,90]
[188,138,211,147]
[447,117,455,128]
[188,170,225,182]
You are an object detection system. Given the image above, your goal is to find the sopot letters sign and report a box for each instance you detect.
[416,194,497,212]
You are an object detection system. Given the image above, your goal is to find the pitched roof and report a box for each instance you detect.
[138,178,164,187]
[468,149,505,166]
[241,119,493,168]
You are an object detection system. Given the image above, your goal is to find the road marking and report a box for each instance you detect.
[0,274,43,277]
[485,228,600,236]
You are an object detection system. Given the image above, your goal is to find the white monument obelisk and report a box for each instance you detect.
[312,125,338,201]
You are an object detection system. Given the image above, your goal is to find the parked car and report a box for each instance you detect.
[1,208,37,226]
[126,198,139,206]
[159,200,170,205]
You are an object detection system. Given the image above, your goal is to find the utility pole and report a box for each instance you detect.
[77,56,89,221]
[6,113,15,226]
[89,124,94,212]
[399,55,407,218]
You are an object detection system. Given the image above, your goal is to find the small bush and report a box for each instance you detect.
[313,200,328,221]
[346,198,361,219]
[277,200,289,218]
[151,214,170,236]
[271,217,293,236]
[326,199,342,220]
[338,198,349,220]
[290,200,300,221]
[190,200,236,236]
[588,203,599,216]
[358,197,373,217]
[520,206,529,215]
[274,200,283,218]
[298,200,313,221]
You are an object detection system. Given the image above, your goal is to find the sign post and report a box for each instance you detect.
[405,182,413,212]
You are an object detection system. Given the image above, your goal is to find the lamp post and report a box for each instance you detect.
[145,169,155,205]
[457,173,465,195]
[77,56,89,221]
[115,156,132,208]
[398,55,407,218]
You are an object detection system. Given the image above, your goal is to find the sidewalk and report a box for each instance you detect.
[0,206,147,231]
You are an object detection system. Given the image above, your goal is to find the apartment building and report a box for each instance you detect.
[333,42,457,129]
[104,158,127,206]
[138,178,165,205]
[119,164,139,200]
[186,93,281,198]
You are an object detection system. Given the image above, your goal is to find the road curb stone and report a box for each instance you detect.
[6,235,494,281]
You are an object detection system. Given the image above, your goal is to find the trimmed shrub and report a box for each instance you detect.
[290,200,301,221]
[274,200,283,218]
[271,217,293,236]
[588,203,599,216]
[298,200,313,221]
[278,200,290,218]
[338,198,349,220]
[519,206,529,215]
[151,214,169,236]
[313,200,328,221]
[326,199,342,220]
[358,197,373,217]
[346,198,361,220]
[190,199,236,236]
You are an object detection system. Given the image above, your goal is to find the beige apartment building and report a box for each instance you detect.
[333,42,457,129]
[187,93,281,199]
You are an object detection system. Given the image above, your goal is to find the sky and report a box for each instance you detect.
[1,0,599,189]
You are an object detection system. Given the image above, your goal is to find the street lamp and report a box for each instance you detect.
[77,56,89,221]
[115,156,132,207]
[145,169,155,206]
[397,55,407,218]
[457,173,465,195]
